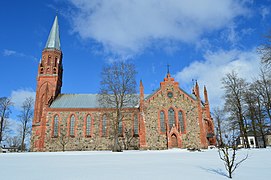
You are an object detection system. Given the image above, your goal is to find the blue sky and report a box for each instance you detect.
[0,0,271,122]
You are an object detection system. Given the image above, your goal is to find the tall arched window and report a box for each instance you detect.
[168,108,175,130]
[102,114,107,136]
[70,115,75,136]
[134,114,138,135]
[160,111,166,133]
[86,115,91,136]
[53,115,59,137]
[178,111,185,133]
[38,94,45,123]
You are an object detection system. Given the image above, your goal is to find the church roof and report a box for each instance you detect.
[45,16,61,50]
[50,94,99,108]
[50,94,144,109]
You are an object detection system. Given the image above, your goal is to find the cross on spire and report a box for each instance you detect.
[167,64,170,74]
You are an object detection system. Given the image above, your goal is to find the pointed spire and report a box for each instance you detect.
[45,16,61,50]
[204,85,209,103]
[195,81,200,99]
[167,64,170,74]
[140,79,144,100]
[166,64,171,78]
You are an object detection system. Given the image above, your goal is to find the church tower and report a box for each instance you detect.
[31,16,63,151]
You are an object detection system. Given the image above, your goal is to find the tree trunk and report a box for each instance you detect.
[239,111,250,148]
[259,126,266,148]
[257,97,266,148]
[112,113,121,152]
[21,127,26,151]
[0,110,6,144]
[250,109,259,147]
[217,117,224,147]
[0,116,3,144]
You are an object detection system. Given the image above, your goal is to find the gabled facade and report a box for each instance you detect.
[31,16,216,152]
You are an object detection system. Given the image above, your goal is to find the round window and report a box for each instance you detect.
[167,92,173,98]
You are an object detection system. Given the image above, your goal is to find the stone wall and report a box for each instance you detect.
[143,82,202,149]
[41,110,139,152]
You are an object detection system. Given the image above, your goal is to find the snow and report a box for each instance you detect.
[1,148,271,180]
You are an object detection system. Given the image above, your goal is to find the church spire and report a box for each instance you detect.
[204,85,209,104]
[166,64,171,78]
[45,16,61,50]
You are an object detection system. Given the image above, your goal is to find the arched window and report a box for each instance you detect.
[70,115,75,136]
[178,111,185,133]
[47,56,51,65]
[40,67,44,74]
[38,94,45,123]
[134,114,138,135]
[53,115,59,137]
[160,111,166,133]
[102,114,107,136]
[86,115,91,136]
[168,108,175,129]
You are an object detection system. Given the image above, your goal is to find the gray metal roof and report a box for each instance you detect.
[50,94,140,109]
[50,94,98,108]
[45,16,61,50]
[50,90,195,109]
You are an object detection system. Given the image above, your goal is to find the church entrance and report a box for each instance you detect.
[171,134,178,148]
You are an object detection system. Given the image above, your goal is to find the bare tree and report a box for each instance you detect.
[249,81,269,148]
[1,118,12,144]
[6,136,21,148]
[222,71,250,148]
[18,97,34,151]
[258,31,271,67]
[122,127,134,150]
[243,85,259,147]
[218,135,248,179]
[99,61,137,152]
[253,69,271,123]
[213,107,226,147]
[255,95,268,148]
[0,97,13,147]
[58,127,69,152]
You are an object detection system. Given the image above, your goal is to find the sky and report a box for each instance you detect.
[0,0,271,123]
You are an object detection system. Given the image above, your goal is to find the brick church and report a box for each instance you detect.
[31,16,216,152]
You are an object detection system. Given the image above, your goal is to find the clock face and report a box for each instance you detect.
[167,92,173,98]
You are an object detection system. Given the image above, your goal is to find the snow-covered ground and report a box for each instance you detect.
[0,148,271,180]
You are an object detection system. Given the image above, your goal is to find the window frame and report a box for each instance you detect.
[52,114,59,137]
[168,108,175,130]
[159,110,166,133]
[69,114,76,137]
[85,114,92,137]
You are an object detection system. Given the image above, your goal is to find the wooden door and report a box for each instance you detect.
[171,134,178,148]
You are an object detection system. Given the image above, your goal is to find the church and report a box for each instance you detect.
[31,16,216,152]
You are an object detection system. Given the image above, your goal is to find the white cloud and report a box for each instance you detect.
[2,49,38,61]
[68,0,250,57]
[10,89,36,110]
[260,6,270,20]
[220,23,240,46]
[174,48,261,108]
[3,49,17,56]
